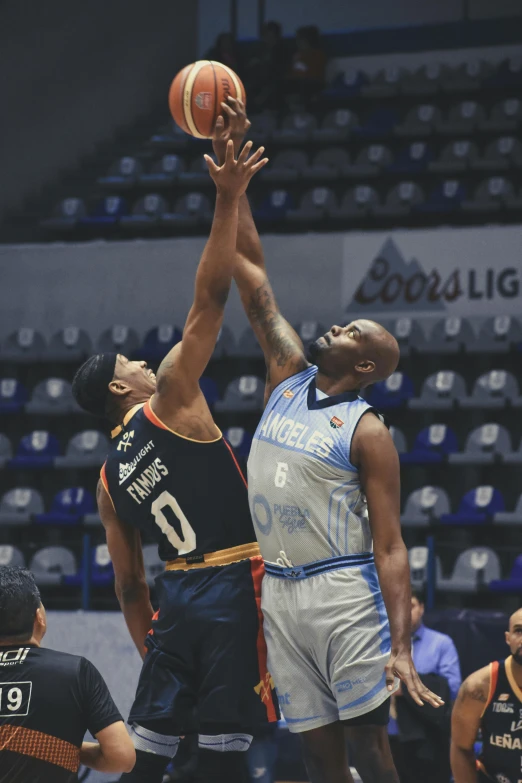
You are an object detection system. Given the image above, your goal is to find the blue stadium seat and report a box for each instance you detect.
[366,372,414,409]
[215,376,265,413]
[254,190,296,222]
[324,68,368,99]
[140,325,182,362]
[489,555,522,594]
[98,156,143,188]
[41,197,87,231]
[0,379,28,414]
[36,487,95,526]
[47,327,92,362]
[1,328,47,363]
[81,196,129,226]
[389,142,434,173]
[139,154,185,186]
[224,427,253,459]
[26,379,78,415]
[440,486,505,525]
[200,377,219,409]
[400,424,458,464]
[356,108,399,138]
[417,180,467,213]
[10,431,61,469]
[0,488,44,526]
[97,325,140,356]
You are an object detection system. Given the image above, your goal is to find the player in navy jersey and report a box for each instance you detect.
[71,141,277,783]
[216,97,443,783]
[452,608,522,783]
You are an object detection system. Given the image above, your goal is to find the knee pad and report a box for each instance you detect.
[198,732,253,752]
[129,723,180,758]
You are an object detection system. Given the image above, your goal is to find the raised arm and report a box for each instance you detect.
[97,480,153,657]
[352,412,444,709]
[152,140,268,419]
[213,99,309,400]
[451,668,491,783]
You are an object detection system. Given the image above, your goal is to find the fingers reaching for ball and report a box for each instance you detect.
[204,140,268,198]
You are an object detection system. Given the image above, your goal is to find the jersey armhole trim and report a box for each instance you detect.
[265,364,316,410]
[348,406,379,471]
[481,660,499,718]
[144,398,222,443]
[100,462,117,513]
[222,438,248,489]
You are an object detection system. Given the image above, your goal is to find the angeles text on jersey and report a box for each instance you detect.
[259,411,334,459]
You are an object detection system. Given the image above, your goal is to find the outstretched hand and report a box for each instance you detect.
[385,648,446,708]
[212,96,251,163]
[204,140,267,200]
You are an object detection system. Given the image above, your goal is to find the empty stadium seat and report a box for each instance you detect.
[503,438,522,466]
[287,187,337,223]
[1,328,47,363]
[324,68,367,99]
[366,372,414,409]
[403,487,450,526]
[401,63,443,96]
[273,112,317,143]
[30,546,77,586]
[42,198,87,230]
[47,327,92,362]
[409,371,466,410]
[82,196,128,225]
[304,148,350,180]
[401,425,458,464]
[139,154,185,186]
[467,316,522,354]
[26,379,78,415]
[121,194,168,228]
[473,137,522,172]
[439,547,501,592]
[389,142,434,173]
[0,545,25,567]
[449,424,511,465]
[10,431,61,468]
[149,119,190,150]
[254,190,296,222]
[389,426,407,455]
[420,317,474,354]
[460,370,521,409]
[179,155,217,185]
[429,140,479,173]
[260,150,308,183]
[441,60,489,93]
[91,544,114,586]
[200,377,219,408]
[362,66,402,98]
[162,192,212,227]
[409,546,443,588]
[97,325,140,356]
[212,325,236,359]
[311,109,359,143]
[0,434,12,469]
[331,185,380,220]
[395,104,442,137]
[489,555,522,593]
[215,376,265,413]
[374,182,425,217]
[462,176,515,212]
[98,156,143,187]
[480,98,522,133]
[143,543,164,587]
[418,179,467,213]
[437,100,486,135]
[140,325,182,362]
[356,108,399,138]
[36,487,96,525]
[345,144,393,178]
[55,430,109,469]
[495,495,522,525]
[440,486,505,525]
[0,488,44,525]
[236,328,264,359]
[249,112,278,144]
[487,56,522,89]
[224,427,253,458]
[0,379,28,414]
[387,317,424,357]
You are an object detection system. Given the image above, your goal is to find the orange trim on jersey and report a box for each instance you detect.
[250,556,278,723]
[110,403,145,439]
[167,542,260,571]
[481,661,499,718]
[223,437,248,490]
[143,399,222,443]
[99,461,116,512]
[147,609,160,637]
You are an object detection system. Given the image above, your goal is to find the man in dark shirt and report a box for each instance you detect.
[0,566,135,782]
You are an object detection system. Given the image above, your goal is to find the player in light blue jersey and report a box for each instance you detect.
[218,98,444,783]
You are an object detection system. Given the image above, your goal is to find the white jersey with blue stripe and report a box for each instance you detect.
[247,365,376,567]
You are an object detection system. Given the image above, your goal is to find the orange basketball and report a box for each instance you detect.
[169,60,246,139]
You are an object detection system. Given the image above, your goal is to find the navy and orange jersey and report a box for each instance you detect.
[478,656,522,782]
[102,400,256,561]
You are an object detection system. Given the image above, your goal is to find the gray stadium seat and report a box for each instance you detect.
[438,548,501,593]
[304,148,350,180]
[47,327,92,362]
[162,192,212,228]
[273,112,317,144]
[294,321,325,346]
[312,109,359,143]
[409,371,466,410]
[408,546,443,589]
[395,104,442,137]
[503,438,522,466]
[429,140,479,173]
[495,495,522,525]
[449,424,512,465]
[472,137,522,172]
[362,66,402,98]
[437,100,486,136]
[467,316,522,354]
[441,60,490,93]
[26,378,79,415]
[42,197,87,230]
[287,187,337,224]
[55,430,109,469]
[401,63,443,96]
[98,156,143,188]
[0,434,12,469]
[387,317,424,357]
[121,194,168,228]
[143,544,164,587]
[97,325,140,356]
[139,154,185,186]
[416,317,474,354]
[0,488,44,526]
[402,486,450,526]
[260,150,308,183]
[480,98,522,133]
[248,112,278,144]
[212,325,236,359]
[389,426,407,455]
[462,176,515,213]
[345,144,393,178]
[215,376,265,413]
[0,545,25,567]
[1,328,47,363]
[30,546,77,586]
[331,186,380,220]
[179,155,216,186]
[374,182,424,217]
[461,370,522,409]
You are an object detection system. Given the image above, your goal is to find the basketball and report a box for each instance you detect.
[169,60,246,139]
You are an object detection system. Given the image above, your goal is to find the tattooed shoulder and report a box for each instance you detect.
[459,672,489,703]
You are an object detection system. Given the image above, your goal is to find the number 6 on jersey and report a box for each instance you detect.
[275,462,289,488]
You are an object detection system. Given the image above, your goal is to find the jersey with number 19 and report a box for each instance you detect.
[247,366,393,731]
[102,399,278,736]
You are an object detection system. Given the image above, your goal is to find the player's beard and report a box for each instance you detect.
[512,648,522,667]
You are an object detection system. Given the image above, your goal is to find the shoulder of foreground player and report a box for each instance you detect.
[351,409,393,466]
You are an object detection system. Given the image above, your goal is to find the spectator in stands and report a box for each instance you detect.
[0,566,135,781]
[206,31,240,73]
[244,21,288,109]
[387,588,461,783]
[286,25,327,104]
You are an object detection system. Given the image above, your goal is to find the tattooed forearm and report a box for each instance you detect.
[248,283,306,369]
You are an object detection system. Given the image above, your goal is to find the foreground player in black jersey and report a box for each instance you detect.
[451,608,522,783]
[72,141,277,783]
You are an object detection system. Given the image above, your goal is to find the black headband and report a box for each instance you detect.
[72,352,118,417]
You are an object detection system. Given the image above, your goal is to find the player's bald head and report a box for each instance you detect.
[357,320,400,382]
[508,608,522,632]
